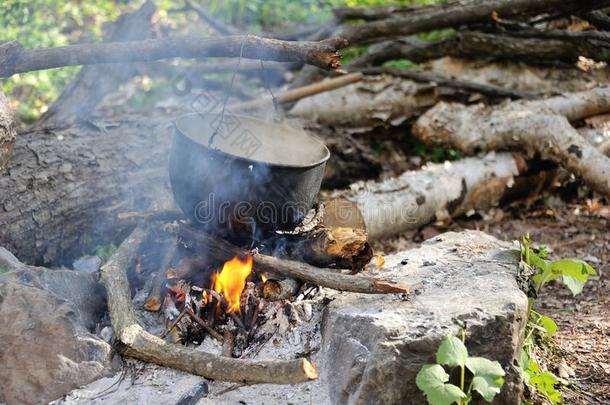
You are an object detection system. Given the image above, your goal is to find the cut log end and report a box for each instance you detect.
[300,358,319,380]
[372,279,410,294]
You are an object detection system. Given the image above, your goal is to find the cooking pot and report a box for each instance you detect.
[170,113,330,234]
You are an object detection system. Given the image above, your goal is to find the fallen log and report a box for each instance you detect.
[413,87,610,197]
[579,127,610,157]
[0,36,348,78]
[290,74,438,127]
[337,0,610,45]
[0,91,16,174]
[177,225,409,294]
[99,226,318,384]
[338,152,553,240]
[349,30,610,68]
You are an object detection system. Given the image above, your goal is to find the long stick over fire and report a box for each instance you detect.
[178,224,410,295]
[99,226,318,384]
[0,36,348,78]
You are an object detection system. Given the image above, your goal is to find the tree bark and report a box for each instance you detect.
[38,0,156,127]
[338,0,610,45]
[413,88,610,197]
[0,36,348,78]
[0,92,16,174]
[0,114,171,265]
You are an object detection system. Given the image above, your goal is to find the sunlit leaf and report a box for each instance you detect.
[465,357,505,402]
[538,315,558,338]
[416,364,466,405]
[436,335,468,368]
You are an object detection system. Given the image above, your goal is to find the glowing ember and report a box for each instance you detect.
[212,256,253,313]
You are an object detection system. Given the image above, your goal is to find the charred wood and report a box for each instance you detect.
[177,224,410,294]
[262,278,301,301]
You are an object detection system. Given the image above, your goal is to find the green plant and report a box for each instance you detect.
[416,329,505,405]
[517,235,596,404]
[94,243,117,263]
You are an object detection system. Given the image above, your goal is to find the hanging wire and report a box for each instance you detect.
[259,59,278,111]
[208,35,249,148]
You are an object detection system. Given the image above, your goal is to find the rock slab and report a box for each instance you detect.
[0,248,114,405]
[320,230,528,405]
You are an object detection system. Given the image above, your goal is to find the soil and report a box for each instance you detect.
[373,194,610,405]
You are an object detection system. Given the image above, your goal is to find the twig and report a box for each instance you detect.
[360,67,535,100]
[160,307,188,339]
[185,307,224,342]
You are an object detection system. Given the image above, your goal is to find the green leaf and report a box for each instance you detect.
[416,364,466,405]
[465,357,505,403]
[550,259,596,296]
[538,315,558,338]
[436,335,468,368]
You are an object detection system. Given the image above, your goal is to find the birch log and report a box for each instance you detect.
[339,152,545,240]
[412,87,610,197]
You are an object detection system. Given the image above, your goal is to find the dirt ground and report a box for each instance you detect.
[374,195,610,405]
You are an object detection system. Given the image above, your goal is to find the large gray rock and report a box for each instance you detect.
[320,231,528,405]
[0,248,115,405]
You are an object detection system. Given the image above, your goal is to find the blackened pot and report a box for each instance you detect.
[170,113,330,234]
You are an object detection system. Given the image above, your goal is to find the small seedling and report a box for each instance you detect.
[517,235,596,404]
[416,329,505,405]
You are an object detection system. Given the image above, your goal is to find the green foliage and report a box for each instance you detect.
[517,235,596,404]
[417,364,467,405]
[94,243,117,263]
[383,59,418,69]
[405,137,463,163]
[416,332,505,405]
[1,0,121,122]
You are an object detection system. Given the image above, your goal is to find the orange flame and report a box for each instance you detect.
[212,256,253,313]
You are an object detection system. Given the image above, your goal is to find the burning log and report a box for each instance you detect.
[177,225,410,294]
[262,278,301,301]
[300,226,372,270]
[99,226,318,384]
[0,35,348,78]
[144,239,178,312]
[413,87,610,197]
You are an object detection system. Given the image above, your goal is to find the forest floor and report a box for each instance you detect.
[374,195,610,405]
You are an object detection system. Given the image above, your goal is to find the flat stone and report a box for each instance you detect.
[0,248,115,405]
[319,230,528,405]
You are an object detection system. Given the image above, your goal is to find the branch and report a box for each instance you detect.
[177,225,410,295]
[360,67,536,99]
[99,227,318,384]
[0,35,349,78]
[337,0,610,45]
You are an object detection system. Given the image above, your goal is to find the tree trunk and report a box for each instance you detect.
[0,92,16,174]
